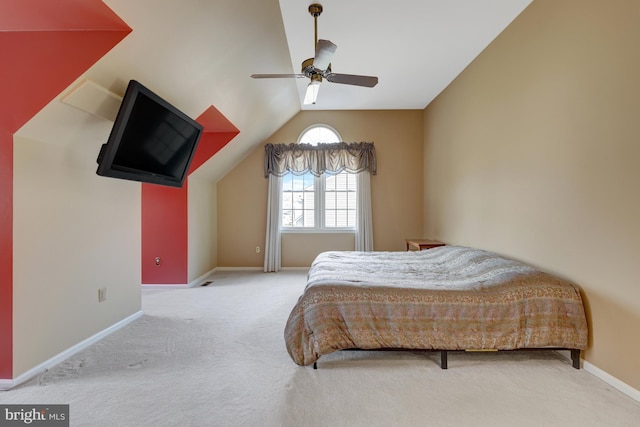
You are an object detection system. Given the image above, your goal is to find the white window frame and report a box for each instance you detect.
[281,124,356,234]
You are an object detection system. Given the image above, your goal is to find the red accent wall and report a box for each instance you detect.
[188,106,240,174]
[0,0,131,380]
[141,182,189,284]
[0,132,13,379]
[141,106,238,285]
[0,1,132,133]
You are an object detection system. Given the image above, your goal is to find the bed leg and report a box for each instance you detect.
[570,349,581,369]
[313,362,317,370]
[440,351,448,369]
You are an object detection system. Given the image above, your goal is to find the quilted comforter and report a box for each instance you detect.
[284,246,588,366]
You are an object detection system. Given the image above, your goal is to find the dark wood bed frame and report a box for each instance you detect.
[312,348,581,370]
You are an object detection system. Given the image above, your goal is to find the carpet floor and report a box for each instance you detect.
[1,270,639,426]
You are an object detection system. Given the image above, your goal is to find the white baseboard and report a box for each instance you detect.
[555,350,640,403]
[141,284,188,289]
[140,267,308,289]
[214,266,309,272]
[0,311,143,391]
[583,360,640,403]
[188,267,217,288]
[140,266,218,288]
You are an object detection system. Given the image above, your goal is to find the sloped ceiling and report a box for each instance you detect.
[14,0,532,183]
[279,0,533,110]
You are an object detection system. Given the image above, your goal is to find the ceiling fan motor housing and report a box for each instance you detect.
[302,57,330,80]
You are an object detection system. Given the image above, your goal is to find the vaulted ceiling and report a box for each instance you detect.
[13,0,532,183]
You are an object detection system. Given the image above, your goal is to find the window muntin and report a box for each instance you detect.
[282,125,356,231]
[324,171,356,228]
[282,173,315,228]
[297,124,341,145]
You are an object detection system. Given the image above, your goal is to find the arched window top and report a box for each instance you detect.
[297,124,341,145]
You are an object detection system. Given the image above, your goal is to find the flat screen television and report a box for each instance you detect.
[96,80,203,188]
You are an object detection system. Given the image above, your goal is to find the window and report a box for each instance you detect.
[281,125,357,231]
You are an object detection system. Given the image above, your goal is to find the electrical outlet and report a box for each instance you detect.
[98,288,107,303]
[255,246,261,253]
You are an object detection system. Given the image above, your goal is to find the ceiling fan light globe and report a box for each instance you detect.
[304,81,320,105]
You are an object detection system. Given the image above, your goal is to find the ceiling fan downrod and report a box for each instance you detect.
[309,3,323,48]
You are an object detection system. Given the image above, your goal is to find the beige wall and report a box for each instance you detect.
[217,110,424,267]
[424,0,640,390]
[188,176,217,281]
[13,119,141,377]
[282,233,356,268]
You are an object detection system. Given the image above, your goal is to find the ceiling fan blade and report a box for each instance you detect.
[313,39,337,71]
[326,73,378,87]
[251,74,306,79]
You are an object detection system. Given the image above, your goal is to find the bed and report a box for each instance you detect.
[284,245,588,369]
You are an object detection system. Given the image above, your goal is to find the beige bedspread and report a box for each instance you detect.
[284,246,588,366]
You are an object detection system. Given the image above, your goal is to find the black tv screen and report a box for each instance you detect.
[96,80,203,188]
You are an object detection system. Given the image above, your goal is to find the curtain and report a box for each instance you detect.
[264,142,376,177]
[355,171,374,251]
[263,174,282,272]
[263,142,376,272]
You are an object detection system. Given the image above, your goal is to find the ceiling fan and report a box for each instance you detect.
[251,3,378,105]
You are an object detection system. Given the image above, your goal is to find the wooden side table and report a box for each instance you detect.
[405,239,445,251]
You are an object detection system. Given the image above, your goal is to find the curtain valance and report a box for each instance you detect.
[264,142,376,177]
